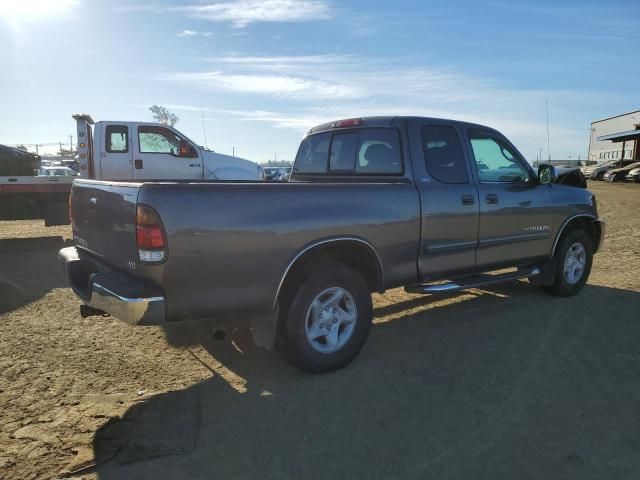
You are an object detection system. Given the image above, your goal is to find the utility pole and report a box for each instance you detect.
[201,110,208,149]
[69,135,73,152]
[60,141,63,154]
[545,99,551,161]
[35,144,39,155]
[232,147,235,157]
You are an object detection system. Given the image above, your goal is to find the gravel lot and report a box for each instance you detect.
[1,182,639,480]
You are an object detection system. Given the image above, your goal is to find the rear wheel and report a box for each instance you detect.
[542,229,593,297]
[279,263,373,373]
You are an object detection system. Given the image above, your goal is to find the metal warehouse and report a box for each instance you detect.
[588,109,640,162]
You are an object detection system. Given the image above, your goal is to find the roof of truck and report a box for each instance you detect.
[307,116,500,135]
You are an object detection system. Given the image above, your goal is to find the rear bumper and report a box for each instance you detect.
[58,246,165,325]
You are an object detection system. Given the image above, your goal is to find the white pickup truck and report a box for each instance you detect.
[1,116,264,226]
[73,114,264,181]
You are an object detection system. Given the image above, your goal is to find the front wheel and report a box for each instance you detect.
[542,229,593,297]
[279,264,373,373]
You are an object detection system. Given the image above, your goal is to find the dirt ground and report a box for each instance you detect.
[1,182,639,480]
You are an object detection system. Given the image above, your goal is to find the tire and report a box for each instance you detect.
[279,263,373,373]
[595,171,605,181]
[542,229,593,297]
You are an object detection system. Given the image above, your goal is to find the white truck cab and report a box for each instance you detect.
[73,114,264,181]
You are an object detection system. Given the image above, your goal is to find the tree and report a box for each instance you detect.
[149,105,179,126]
[16,144,27,151]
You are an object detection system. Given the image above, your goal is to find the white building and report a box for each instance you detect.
[588,109,640,162]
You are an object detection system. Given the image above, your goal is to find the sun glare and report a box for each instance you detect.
[0,0,79,22]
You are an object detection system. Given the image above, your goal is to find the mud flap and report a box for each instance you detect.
[529,259,555,286]
[250,305,279,351]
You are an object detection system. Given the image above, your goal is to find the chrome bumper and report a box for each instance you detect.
[58,246,165,325]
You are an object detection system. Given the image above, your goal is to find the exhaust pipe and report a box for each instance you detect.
[80,304,109,318]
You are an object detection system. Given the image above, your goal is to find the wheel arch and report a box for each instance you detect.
[552,214,602,256]
[272,237,384,310]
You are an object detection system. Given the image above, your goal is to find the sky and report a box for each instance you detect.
[0,0,638,162]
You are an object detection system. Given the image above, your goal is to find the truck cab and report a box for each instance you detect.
[73,114,263,181]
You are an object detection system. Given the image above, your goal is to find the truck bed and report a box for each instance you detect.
[70,179,421,320]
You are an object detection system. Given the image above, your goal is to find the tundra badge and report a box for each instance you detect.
[524,225,550,233]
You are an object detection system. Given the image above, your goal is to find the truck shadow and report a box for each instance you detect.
[92,282,640,479]
[0,236,73,314]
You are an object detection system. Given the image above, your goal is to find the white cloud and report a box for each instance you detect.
[209,54,352,65]
[177,30,214,37]
[160,54,613,158]
[174,0,332,28]
[164,71,362,100]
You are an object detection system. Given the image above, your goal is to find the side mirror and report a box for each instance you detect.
[538,164,557,185]
[178,140,197,157]
[178,139,190,157]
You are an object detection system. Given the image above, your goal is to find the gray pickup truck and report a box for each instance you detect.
[59,116,604,373]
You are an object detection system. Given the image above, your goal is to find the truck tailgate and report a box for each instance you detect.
[71,179,140,270]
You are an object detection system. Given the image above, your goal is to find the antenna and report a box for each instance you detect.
[201,110,208,149]
[545,99,551,161]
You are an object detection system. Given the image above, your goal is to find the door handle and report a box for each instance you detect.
[461,194,475,205]
[134,159,143,169]
[485,194,498,204]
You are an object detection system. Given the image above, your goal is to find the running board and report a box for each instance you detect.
[405,266,540,294]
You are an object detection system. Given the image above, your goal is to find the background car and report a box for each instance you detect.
[603,161,640,182]
[625,166,640,182]
[263,166,292,181]
[37,166,79,177]
[582,159,635,180]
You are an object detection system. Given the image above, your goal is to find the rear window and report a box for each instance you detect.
[295,127,402,175]
[106,125,128,153]
[295,132,330,174]
[329,132,358,171]
[356,129,402,174]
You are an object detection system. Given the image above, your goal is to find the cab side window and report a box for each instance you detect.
[469,130,529,183]
[106,125,128,153]
[138,126,181,155]
[422,125,468,183]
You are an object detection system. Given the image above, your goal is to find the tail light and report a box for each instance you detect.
[136,204,167,263]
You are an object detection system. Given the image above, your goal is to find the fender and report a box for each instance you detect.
[550,213,601,256]
[272,236,384,310]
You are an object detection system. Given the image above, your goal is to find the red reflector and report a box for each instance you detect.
[332,118,363,128]
[136,225,165,249]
